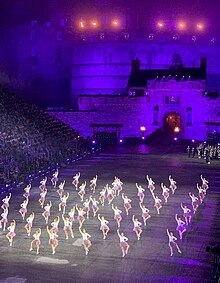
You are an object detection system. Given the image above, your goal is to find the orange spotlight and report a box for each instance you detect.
[196,23,204,30]
[178,21,186,30]
[79,21,85,28]
[91,21,98,27]
[157,21,164,28]
[174,127,180,133]
[112,19,119,26]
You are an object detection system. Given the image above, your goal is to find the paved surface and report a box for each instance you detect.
[0,144,219,283]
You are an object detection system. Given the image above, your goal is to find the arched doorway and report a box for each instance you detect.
[164,112,181,133]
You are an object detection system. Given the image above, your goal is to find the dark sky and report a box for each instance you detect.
[1,0,219,33]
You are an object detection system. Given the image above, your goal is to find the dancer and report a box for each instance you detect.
[47,225,58,254]
[99,186,107,206]
[51,169,59,188]
[112,203,122,228]
[19,198,29,220]
[24,212,35,236]
[200,175,209,191]
[139,202,151,226]
[132,215,142,240]
[169,175,177,194]
[180,203,192,225]
[90,196,99,217]
[50,216,60,233]
[153,194,162,215]
[59,192,69,214]
[117,229,129,257]
[6,219,16,247]
[122,193,132,215]
[57,180,65,198]
[42,201,52,224]
[197,183,206,204]
[83,198,91,219]
[161,183,170,203]
[38,188,47,208]
[39,176,47,192]
[166,229,181,256]
[72,172,81,190]
[189,192,199,214]
[146,175,155,195]
[1,193,12,209]
[62,214,74,240]
[175,214,186,240]
[112,176,123,196]
[78,181,86,202]
[79,227,92,255]
[98,214,110,239]
[23,184,31,199]
[0,207,9,231]
[30,228,41,255]
[106,185,115,205]
[136,183,145,204]
[76,204,86,228]
[68,206,76,223]
[89,175,98,193]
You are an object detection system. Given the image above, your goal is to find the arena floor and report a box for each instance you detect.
[0,143,219,283]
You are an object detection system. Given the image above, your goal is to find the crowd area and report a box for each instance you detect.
[0,85,93,187]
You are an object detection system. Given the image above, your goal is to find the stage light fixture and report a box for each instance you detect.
[178,21,186,30]
[112,19,119,27]
[91,21,98,27]
[196,23,204,30]
[157,21,164,28]
[79,21,85,29]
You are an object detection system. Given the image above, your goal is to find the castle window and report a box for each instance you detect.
[186,107,192,126]
[153,106,159,125]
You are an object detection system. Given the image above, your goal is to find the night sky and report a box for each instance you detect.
[0,0,220,33]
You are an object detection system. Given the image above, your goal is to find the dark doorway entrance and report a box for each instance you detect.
[164,112,181,133]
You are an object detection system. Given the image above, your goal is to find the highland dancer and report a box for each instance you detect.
[59,192,69,214]
[169,175,177,194]
[23,184,31,199]
[197,183,206,204]
[62,214,74,240]
[57,180,65,198]
[30,228,41,255]
[39,176,47,192]
[83,198,91,219]
[90,196,100,217]
[166,228,181,257]
[76,204,86,228]
[146,175,156,195]
[98,214,110,239]
[51,169,59,188]
[24,212,35,236]
[0,207,9,231]
[38,188,47,208]
[117,229,129,257]
[161,183,170,203]
[136,183,145,204]
[153,194,162,215]
[78,181,86,202]
[112,176,123,196]
[200,175,209,191]
[50,216,60,233]
[47,225,58,254]
[175,214,186,240]
[112,204,122,228]
[106,185,115,205]
[72,172,81,190]
[42,201,52,224]
[1,193,12,209]
[68,206,76,223]
[19,198,29,220]
[122,193,132,215]
[180,203,192,225]
[132,215,142,240]
[139,202,151,226]
[89,175,98,193]
[79,227,92,255]
[99,186,107,206]
[6,219,16,247]
[189,192,199,214]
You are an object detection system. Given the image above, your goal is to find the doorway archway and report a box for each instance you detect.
[164,112,181,133]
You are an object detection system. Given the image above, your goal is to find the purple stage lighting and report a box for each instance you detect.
[92,140,96,144]
[192,139,195,143]
[119,139,123,143]
[174,137,178,141]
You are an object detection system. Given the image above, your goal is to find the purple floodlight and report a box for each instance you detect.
[119,139,123,143]
[192,139,195,143]
[92,140,96,144]
[174,137,178,141]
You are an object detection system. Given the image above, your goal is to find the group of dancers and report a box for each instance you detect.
[0,169,209,258]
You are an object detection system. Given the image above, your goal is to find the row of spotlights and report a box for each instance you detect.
[157,22,205,31]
